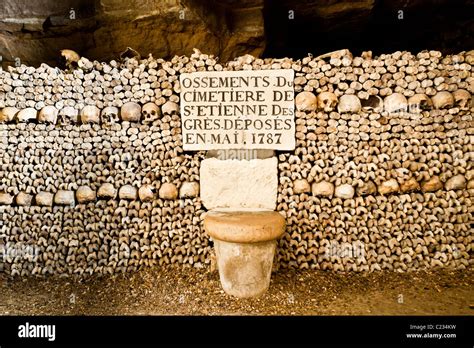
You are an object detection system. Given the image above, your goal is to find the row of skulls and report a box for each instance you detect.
[292,174,469,198]
[2,91,470,126]
[296,89,472,113]
[0,100,180,125]
[0,182,200,206]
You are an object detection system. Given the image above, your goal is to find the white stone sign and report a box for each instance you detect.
[180,69,295,150]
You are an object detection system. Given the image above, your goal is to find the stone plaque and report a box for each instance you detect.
[180,69,295,150]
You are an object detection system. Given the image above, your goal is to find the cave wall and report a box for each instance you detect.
[0,0,265,67]
[1,0,473,68]
[264,0,474,58]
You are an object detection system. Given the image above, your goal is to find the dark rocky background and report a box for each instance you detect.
[1,0,473,66]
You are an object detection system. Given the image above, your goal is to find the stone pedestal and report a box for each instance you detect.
[204,210,285,298]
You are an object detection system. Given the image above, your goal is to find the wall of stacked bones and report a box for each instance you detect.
[0,49,472,276]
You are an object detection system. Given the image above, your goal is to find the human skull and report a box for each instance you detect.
[378,179,400,195]
[101,106,120,126]
[356,181,377,196]
[121,102,141,122]
[80,105,100,123]
[465,51,474,65]
[38,105,58,124]
[295,91,318,111]
[142,102,161,123]
[76,185,96,203]
[360,95,383,112]
[97,183,117,199]
[159,183,178,200]
[337,94,361,113]
[16,108,37,123]
[138,184,155,202]
[119,185,138,200]
[384,93,408,114]
[317,92,338,112]
[77,57,94,71]
[311,181,334,197]
[400,178,420,193]
[60,49,80,69]
[445,174,466,191]
[334,184,355,199]
[161,101,179,115]
[452,89,471,108]
[0,107,19,123]
[407,94,432,112]
[58,106,79,125]
[179,182,200,198]
[432,91,454,109]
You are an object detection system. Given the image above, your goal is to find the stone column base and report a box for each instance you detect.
[204,210,286,298]
[213,239,277,298]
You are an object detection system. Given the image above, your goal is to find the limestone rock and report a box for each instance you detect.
[335,184,355,199]
[35,192,54,206]
[0,0,468,69]
[206,149,275,160]
[119,185,138,200]
[54,190,75,205]
[445,175,466,190]
[293,179,310,194]
[159,183,178,200]
[311,181,334,197]
[421,176,443,192]
[0,0,265,67]
[200,157,278,210]
[179,182,200,198]
[97,183,117,199]
[76,186,96,203]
